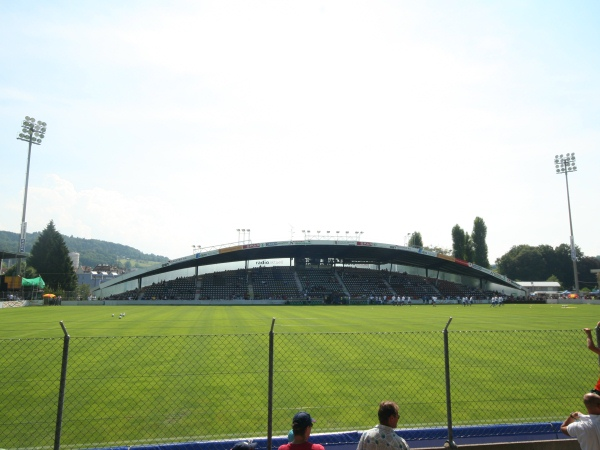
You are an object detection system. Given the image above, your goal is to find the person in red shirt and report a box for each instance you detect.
[278,412,325,450]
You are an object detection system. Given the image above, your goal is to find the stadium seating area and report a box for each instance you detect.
[198,270,247,300]
[102,266,504,303]
[389,273,441,299]
[337,268,392,298]
[297,267,344,299]
[251,266,299,300]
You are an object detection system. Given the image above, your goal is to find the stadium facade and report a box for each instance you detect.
[94,239,524,300]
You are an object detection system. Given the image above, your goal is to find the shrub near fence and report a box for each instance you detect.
[0,328,596,450]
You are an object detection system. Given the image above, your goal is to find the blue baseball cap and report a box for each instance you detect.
[293,412,315,428]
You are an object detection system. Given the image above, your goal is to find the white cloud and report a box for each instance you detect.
[1,0,599,264]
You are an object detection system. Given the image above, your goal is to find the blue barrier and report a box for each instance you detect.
[91,422,571,450]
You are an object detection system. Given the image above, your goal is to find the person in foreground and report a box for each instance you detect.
[584,322,600,395]
[357,401,409,450]
[561,392,600,450]
[278,411,325,450]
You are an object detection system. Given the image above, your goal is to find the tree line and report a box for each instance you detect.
[4,219,599,294]
[409,216,599,291]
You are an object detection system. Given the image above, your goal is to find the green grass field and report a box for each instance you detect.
[1,303,598,449]
[0,302,596,338]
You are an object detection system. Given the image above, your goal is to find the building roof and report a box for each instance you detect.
[0,250,26,260]
[516,281,561,288]
[97,239,523,292]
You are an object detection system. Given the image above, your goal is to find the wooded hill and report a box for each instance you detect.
[0,230,168,268]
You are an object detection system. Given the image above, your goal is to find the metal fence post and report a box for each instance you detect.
[54,321,70,450]
[443,317,457,449]
[267,318,276,450]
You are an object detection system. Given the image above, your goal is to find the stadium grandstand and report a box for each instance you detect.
[94,238,525,304]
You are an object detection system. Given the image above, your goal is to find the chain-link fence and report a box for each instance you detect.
[0,325,597,450]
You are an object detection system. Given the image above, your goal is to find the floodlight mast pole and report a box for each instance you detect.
[554,153,579,295]
[16,116,47,276]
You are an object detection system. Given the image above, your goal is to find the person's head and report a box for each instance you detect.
[583,393,600,414]
[231,441,257,450]
[378,401,400,428]
[292,411,315,438]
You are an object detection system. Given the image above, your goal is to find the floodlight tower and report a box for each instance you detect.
[554,153,579,295]
[16,116,47,275]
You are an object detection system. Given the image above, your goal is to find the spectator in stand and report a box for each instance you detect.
[357,401,409,450]
[278,411,324,450]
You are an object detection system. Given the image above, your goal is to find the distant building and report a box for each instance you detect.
[77,264,123,288]
[516,281,561,297]
[68,252,80,271]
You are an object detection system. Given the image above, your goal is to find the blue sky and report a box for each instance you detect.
[1,0,599,263]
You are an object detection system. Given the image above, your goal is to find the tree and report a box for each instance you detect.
[408,232,423,248]
[27,221,77,291]
[464,233,474,262]
[77,283,91,300]
[553,244,583,291]
[495,243,592,288]
[576,257,600,291]
[451,225,465,259]
[496,245,550,281]
[424,245,452,255]
[4,261,38,278]
[546,274,562,289]
[472,217,490,268]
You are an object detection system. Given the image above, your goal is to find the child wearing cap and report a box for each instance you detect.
[278,412,324,450]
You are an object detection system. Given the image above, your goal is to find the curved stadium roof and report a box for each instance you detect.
[97,239,522,292]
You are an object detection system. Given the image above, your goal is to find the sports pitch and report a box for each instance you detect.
[1,303,598,449]
[0,302,596,338]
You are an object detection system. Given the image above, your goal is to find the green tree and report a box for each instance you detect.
[464,233,474,262]
[27,221,77,291]
[553,243,583,290]
[575,256,600,291]
[408,232,423,248]
[472,217,490,268]
[546,274,562,289]
[4,261,38,278]
[496,245,550,281]
[451,225,465,259]
[424,245,452,255]
[77,283,92,300]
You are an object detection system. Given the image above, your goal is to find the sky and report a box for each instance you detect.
[1,0,599,263]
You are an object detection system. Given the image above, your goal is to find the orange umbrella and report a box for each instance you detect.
[43,293,56,298]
